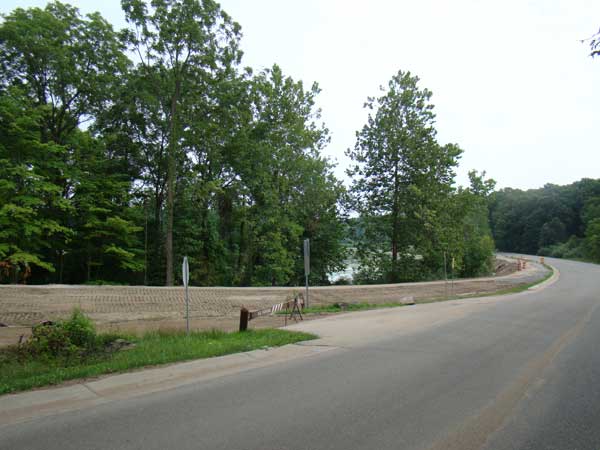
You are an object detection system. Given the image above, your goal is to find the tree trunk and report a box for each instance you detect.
[87,254,92,282]
[391,158,400,279]
[165,78,181,286]
[59,251,64,284]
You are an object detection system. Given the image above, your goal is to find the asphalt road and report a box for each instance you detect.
[2,257,600,450]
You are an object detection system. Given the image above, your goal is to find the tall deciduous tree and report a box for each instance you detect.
[0,1,129,144]
[0,2,130,282]
[0,90,70,282]
[234,65,345,286]
[121,0,242,285]
[347,70,461,283]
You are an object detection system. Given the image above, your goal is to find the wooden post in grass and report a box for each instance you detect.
[239,307,249,331]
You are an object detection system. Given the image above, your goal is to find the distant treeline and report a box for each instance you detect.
[489,179,600,263]
[0,1,495,286]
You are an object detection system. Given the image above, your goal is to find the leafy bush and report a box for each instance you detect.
[28,322,77,358]
[25,309,101,359]
[62,309,96,348]
[539,236,586,260]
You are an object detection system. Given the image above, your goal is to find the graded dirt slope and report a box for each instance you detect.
[0,257,548,345]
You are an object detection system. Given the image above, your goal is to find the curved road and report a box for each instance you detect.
[2,257,600,450]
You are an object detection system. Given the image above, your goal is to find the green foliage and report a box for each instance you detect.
[490,178,600,264]
[456,171,497,277]
[61,309,97,348]
[584,218,600,261]
[25,309,97,358]
[539,236,586,260]
[346,71,493,283]
[295,302,406,314]
[0,90,71,281]
[0,328,316,395]
[0,1,129,143]
[1,2,501,287]
[0,1,346,287]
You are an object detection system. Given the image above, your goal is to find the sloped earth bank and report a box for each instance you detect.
[0,256,548,346]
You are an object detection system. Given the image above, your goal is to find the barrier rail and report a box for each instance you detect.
[239,293,304,331]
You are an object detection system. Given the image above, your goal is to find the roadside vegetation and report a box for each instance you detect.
[5,1,594,287]
[490,180,600,264]
[0,310,316,395]
[0,1,495,288]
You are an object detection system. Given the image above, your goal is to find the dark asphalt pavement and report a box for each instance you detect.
[2,257,599,450]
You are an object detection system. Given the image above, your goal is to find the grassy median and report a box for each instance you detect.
[0,323,316,396]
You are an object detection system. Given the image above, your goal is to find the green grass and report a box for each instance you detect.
[0,329,316,396]
[421,262,556,303]
[299,302,407,314]
[292,262,556,313]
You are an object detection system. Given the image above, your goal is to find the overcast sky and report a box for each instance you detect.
[3,0,599,189]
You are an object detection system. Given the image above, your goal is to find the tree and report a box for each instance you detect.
[0,1,131,281]
[0,1,129,144]
[0,1,348,286]
[489,178,600,261]
[234,65,345,286]
[0,90,70,282]
[346,70,462,283]
[586,27,600,57]
[121,0,242,285]
[457,171,496,277]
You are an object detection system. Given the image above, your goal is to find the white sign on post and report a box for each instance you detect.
[182,256,189,287]
[304,239,310,275]
[182,256,190,334]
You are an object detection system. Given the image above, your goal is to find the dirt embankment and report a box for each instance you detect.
[0,257,548,346]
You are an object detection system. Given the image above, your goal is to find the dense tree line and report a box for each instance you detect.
[0,1,495,286]
[490,179,600,262]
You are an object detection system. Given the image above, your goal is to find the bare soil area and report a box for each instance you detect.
[0,257,548,347]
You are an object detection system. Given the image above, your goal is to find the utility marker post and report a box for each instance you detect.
[443,252,448,299]
[450,256,455,297]
[182,256,190,335]
[303,239,310,308]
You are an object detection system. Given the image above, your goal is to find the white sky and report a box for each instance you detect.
[3,0,599,189]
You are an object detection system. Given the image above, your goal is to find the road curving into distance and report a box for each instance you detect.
[2,256,600,450]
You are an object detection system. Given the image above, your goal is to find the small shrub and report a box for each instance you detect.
[62,309,96,348]
[333,277,352,285]
[24,310,102,359]
[28,323,77,358]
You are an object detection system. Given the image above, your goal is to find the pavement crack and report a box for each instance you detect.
[292,342,345,349]
[80,382,102,398]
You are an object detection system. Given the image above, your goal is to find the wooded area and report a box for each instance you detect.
[490,179,600,263]
[11,0,590,287]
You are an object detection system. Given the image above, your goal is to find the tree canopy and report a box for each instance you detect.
[1,1,501,286]
[489,179,600,263]
[346,71,494,283]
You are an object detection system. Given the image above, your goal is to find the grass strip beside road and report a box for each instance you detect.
[415,262,556,304]
[291,302,407,314]
[0,329,316,396]
[290,263,556,314]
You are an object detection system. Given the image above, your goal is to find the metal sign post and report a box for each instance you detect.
[303,239,310,308]
[443,252,448,299]
[451,256,455,297]
[182,256,190,335]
